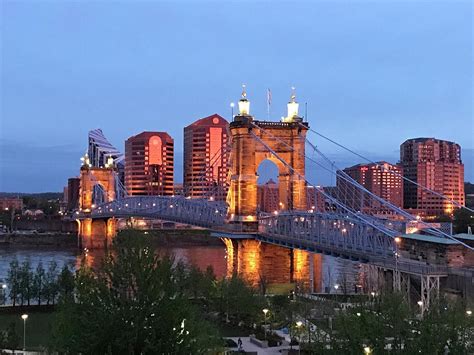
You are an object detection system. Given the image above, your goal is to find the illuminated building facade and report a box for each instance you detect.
[125,132,174,196]
[337,161,403,212]
[183,114,229,200]
[0,197,23,211]
[257,179,279,213]
[306,186,328,212]
[400,138,464,215]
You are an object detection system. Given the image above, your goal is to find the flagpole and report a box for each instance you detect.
[267,88,271,120]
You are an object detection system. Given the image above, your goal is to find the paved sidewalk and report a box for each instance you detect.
[226,337,299,354]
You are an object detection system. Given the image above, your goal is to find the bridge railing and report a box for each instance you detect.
[81,196,228,229]
[258,211,399,258]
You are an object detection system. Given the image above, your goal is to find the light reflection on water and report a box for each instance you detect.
[0,246,228,283]
[0,246,363,293]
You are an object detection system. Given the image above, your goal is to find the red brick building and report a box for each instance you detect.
[0,197,23,211]
[257,179,279,213]
[400,138,464,215]
[183,114,229,200]
[337,161,403,213]
[125,132,174,196]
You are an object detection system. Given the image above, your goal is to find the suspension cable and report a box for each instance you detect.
[186,143,230,198]
[305,139,439,223]
[249,131,399,239]
[302,124,473,213]
[250,123,474,250]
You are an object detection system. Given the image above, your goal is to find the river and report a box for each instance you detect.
[0,245,371,295]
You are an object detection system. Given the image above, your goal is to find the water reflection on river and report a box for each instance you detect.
[0,245,367,294]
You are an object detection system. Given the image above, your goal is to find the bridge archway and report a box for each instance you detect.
[79,165,116,211]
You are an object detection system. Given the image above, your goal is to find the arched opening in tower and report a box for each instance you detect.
[257,159,282,214]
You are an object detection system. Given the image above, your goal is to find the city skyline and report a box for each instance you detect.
[1,1,473,192]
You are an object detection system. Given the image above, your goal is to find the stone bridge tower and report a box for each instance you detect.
[77,154,117,249]
[228,87,309,230]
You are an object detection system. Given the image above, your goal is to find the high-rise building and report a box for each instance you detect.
[125,132,174,196]
[67,177,81,211]
[257,179,279,213]
[306,185,328,212]
[337,161,403,213]
[183,114,229,200]
[400,138,464,215]
[88,129,125,185]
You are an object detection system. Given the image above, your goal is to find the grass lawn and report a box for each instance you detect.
[0,309,56,351]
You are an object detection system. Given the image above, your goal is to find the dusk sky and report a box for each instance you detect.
[1,0,472,192]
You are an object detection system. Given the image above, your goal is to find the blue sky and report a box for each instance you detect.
[1,0,472,192]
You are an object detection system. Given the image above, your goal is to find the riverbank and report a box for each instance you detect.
[0,233,77,247]
[0,229,223,248]
[140,229,223,247]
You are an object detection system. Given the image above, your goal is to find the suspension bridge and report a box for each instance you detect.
[74,87,474,310]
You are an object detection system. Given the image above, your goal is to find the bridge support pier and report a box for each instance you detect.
[393,270,411,300]
[420,275,440,316]
[221,238,322,292]
[78,217,117,250]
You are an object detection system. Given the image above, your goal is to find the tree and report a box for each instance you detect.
[44,261,59,305]
[18,260,33,306]
[32,262,46,305]
[57,264,75,301]
[213,274,265,325]
[51,231,223,354]
[405,299,474,354]
[7,259,20,306]
[453,208,474,234]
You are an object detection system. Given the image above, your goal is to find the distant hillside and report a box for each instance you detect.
[0,192,62,199]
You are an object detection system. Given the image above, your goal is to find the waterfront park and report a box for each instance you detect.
[0,230,473,354]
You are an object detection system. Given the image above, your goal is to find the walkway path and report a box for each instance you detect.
[225,337,299,354]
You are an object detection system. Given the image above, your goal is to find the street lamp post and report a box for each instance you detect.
[262,308,269,340]
[296,320,303,355]
[230,102,235,119]
[417,300,424,317]
[21,314,28,351]
[394,237,402,290]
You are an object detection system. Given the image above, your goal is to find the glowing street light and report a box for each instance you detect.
[295,321,303,354]
[262,308,269,339]
[21,314,28,350]
[466,310,472,316]
[364,346,372,354]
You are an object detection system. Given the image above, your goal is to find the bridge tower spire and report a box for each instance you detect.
[227,85,309,231]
